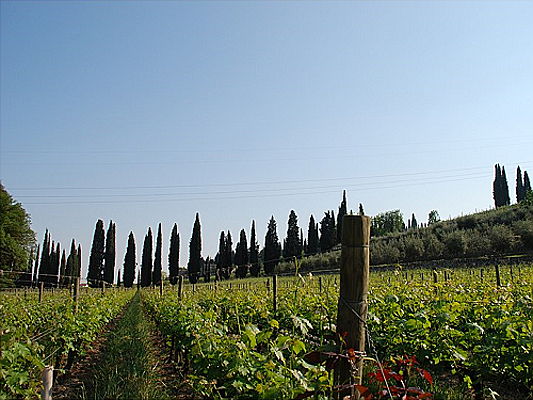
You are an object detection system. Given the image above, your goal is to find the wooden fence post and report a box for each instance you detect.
[319,276,323,293]
[39,282,44,303]
[272,275,278,312]
[159,280,163,297]
[495,264,501,287]
[178,275,183,299]
[336,214,370,387]
[73,277,80,314]
[41,365,53,400]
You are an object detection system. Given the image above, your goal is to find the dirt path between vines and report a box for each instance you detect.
[53,291,196,400]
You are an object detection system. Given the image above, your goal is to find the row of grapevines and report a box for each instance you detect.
[144,264,532,398]
[0,288,135,399]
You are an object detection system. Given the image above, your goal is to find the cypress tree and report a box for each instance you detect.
[168,223,180,285]
[224,230,233,279]
[319,212,336,252]
[87,219,105,287]
[524,171,532,195]
[235,229,248,278]
[493,164,502,208]
[141,228,153,287]
[38,230,50,285]
[59,249,66,286]
[516,166,525,203]
[359,203,365,215]
[336,190,347,243]
[307,215,319,255]
[501,166,510,206]
[187,213,202,284]
[283,210,301,258]
[32,244,40,287]
[411,213,418,229]
[47,242,59,286]
[153,223,162,286]
[65,239,78,286]
[77,244,82,279]
[123,232,136,288]
[104,221,116,285]
[264,216,281,275]
[249,221,260,277]
[216,231,226,280]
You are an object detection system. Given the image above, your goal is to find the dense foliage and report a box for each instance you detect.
[0,185,35,277]
[144,264,532,399]
[0,288,134,398]
[87,220,105,287]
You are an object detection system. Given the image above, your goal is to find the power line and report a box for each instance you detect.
[22,174,491,205]
[10,161,532,191]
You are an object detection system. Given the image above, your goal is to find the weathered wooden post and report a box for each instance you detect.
[319,276,323,293]
[41,365,53,400]
[272,275,278,312]
[336,214,370,387]
[159,280,164,297]
[480,268,484,283]
[39,282,44,303]
[433,269,438,284]
[495,264,501,287]
[73,277,80,314]
[509,265,514,283]
[178,275,183,299]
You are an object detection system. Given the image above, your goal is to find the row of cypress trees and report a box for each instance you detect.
[493,164,531,208]
[21,230,82,287]
[86,220,116,287]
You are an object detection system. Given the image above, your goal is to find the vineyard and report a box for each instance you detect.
[143,264,533,399]
[1,263,531,399]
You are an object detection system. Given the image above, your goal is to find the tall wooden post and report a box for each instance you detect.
[159,280,164,297]
[73,277,80,314]
[319,276,323,293]
[39,282,44,303]
[41,365,53,400]
[495,264,501,287]
[336,215,370,387]
[273,275,278,312]
[178,275,183,299]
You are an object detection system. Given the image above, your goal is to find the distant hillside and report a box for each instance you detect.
[276,200,533,273]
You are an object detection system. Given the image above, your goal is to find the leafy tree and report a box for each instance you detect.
[153,223,162,286]
[187,213,202,284]
[235,229,249,278]
[371,210,405,237]
[264,216,281,275]
[104,221,116,285]
[516,166,525,203]
[0,184,35,273]
[141,227,153,287]
[428,210,440,225]
[168,223,180,285]
[249,221,260,277]
[87,219,105,287]
[319,211,336,252]
[336,190,347,244]
[50,242,60,286]
[123,232,136,288]
[307,215,319,255]
[493,164,510,208]
[283,210,301,258]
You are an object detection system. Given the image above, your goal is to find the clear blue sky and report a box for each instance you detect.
[1,1,532,278]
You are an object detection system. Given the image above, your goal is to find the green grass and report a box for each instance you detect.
[79,291,171,400]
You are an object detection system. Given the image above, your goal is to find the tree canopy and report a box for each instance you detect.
[0,184,35,272]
